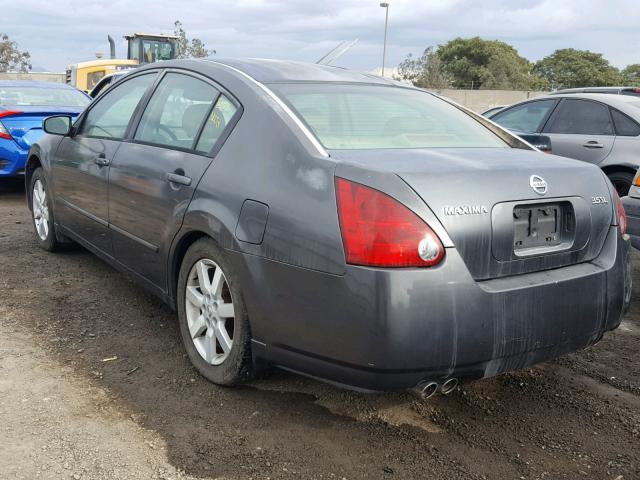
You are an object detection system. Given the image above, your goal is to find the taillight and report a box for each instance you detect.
[0,110,22,141]
[0,122,12,141]
[614,190,627,235]
[335,177,444,268]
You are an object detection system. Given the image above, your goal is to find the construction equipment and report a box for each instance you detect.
[66,33,179,92]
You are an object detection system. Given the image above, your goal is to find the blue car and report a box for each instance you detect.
[0,81,90,177]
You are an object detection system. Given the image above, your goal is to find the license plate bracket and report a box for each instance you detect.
[513,202,575,254]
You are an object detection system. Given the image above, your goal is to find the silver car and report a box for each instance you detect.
[490,93,640,195]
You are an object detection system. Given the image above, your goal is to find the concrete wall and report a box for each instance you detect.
[434,89,549,113]
[0,72,65,83]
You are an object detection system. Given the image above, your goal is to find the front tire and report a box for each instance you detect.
[177,238,252,385]
[30,168,67,252]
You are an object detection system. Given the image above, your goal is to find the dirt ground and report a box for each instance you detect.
[1,178,639,480]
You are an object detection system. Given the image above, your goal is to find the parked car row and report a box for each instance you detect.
[18,59,632,395]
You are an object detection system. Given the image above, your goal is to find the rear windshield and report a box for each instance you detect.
[271,83,508,150]
[0,86,90,107]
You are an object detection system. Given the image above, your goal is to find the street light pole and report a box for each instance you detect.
[380,2,389,77]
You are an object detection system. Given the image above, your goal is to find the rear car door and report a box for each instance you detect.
[52,73,157,255]
[108,70,240,291]
[542,98,615,164]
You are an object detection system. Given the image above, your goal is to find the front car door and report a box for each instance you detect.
[541,98,615,164]
[108,70,240,292]
[52,73,157,255]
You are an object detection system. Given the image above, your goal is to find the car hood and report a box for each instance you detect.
[331,147,614,279]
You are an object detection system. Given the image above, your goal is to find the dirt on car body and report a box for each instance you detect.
[1,180,639,480]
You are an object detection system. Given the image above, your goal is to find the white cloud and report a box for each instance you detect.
[5,0,640,72]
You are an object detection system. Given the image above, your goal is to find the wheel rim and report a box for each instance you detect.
[32,179,49,241]
[185,259,235,365]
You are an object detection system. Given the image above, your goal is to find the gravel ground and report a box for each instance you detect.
[1,178,639,480]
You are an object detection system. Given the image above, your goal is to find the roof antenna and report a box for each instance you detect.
[316,40,358,65]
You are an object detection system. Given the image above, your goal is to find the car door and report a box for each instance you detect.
[541,98,615,164]
[52,73,157,255]
[108,70,240,291]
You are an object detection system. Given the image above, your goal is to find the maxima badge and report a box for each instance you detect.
[530,175,547,195]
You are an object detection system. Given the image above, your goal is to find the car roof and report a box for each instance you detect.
[142,58,399,86]
[210,58,397,84]
[0,80,78,90]
[551,86,640,94]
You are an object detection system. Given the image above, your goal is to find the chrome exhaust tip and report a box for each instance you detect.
[412,381,438,399]
[440,378,458,395]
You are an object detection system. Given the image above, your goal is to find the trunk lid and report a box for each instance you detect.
[0,106,84,150]
[331,148,613,280]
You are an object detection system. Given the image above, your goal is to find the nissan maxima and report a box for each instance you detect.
[26,59,631,396]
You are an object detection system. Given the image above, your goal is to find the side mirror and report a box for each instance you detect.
[43,115,72,136]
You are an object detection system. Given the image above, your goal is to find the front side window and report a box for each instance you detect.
[134,73,219,150]
[491,99,556,134]
[545,99,614,135]
[272,83,507,150]
[80,73,155,139]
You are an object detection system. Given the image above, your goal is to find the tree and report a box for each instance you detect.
[173,21,215,59]
[0,33,31,73]
[622,64,640,86]
[436,37,545,90]
[533,49,622,89]
[395,46,451,89]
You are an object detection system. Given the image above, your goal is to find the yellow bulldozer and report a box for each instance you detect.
[66,33,179,92]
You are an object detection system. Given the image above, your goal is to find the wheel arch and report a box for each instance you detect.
[600,163,637,177]
[24,152,42,209]
[169,230,211,308]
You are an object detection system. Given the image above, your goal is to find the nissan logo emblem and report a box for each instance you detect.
[529,175,547,195]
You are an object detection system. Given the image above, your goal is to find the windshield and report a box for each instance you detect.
[272,83,508,150]
[0,86,90,107]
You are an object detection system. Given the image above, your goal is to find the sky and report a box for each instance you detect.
[3,0,639,73]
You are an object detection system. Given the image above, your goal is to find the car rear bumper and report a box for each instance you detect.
[0,138,27,176]
[236,226,630,392]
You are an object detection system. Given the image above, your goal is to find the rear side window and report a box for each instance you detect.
[195,94,238,153]
[135,72,219,151]
[80,74,155,139]
[545,99,614,135]
[272,83,507,149]
[491,100,556,134]
[611,109,640,136]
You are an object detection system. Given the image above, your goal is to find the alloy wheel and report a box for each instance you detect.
[184,259,235,365]
[32,179,49,241]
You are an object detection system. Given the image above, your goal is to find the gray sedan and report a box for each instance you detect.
[25,59,631,395]
[489,93,640,195]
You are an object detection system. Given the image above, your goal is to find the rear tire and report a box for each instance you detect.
[607,171,634,197]
[177,238,252,385]
[29,167,69,252]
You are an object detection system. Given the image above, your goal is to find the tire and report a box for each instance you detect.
[607,171,634,197]
[29,167,69,252]
[177,237,252,385]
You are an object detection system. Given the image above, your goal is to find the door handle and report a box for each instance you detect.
[166,171,192,186]
[582,141,604,149]
[94,155,111,166]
